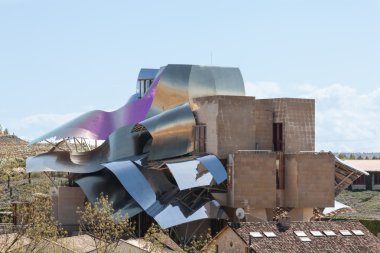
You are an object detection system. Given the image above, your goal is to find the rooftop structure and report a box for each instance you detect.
[26,64,368,240]
[210,221,380,253]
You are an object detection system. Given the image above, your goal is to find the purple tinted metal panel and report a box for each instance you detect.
[30,76,160,144]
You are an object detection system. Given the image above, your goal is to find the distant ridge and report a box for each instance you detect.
[0,135,50,158]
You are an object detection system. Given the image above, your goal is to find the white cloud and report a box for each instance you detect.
[298,84,380,152]
[9,112,82,141]
[245,81,380,152]
[245,81,282,98]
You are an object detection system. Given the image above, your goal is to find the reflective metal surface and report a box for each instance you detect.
[30,65,244,144]
[75,169,143,218]
[148,64,245,116]
[26,64,244,229]
[26,125,150,173]
[197,155,227,184]
[154,200,228,229]
[102,160,157,211]
[30,74,161,144]
[166,160,213,190]
[140,103,196,160]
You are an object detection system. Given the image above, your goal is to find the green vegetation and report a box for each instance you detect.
[336,190,380,219]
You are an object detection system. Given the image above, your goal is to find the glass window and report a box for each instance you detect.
[374,173,380,185]
[353,175,366,185]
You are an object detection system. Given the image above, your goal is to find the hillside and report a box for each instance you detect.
[0,135,51,158]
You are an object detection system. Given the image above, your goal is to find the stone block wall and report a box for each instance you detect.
[231,151,277,208]
[192,96,256,159]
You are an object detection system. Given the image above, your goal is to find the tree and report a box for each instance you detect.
[0,194,66,253]
[3,128,9,135]
[144,224,216,253]
[349,154,356,160]
[338,153,347,160]
[0,124,3,135]
[77,193,135,253]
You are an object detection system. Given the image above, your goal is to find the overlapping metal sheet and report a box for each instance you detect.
[166,155,227,190]
[75,169,143,218]
[30,64,244,143]
[139,103,196,161]
[154,200,228,229]
[166,160,213,190]
[26,65,244,229]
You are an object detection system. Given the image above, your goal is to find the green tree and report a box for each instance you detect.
[0,194,66,253]
[349,154,355,160]
[338,153,348,160]
[77,193,135,253]
[3,128,9,135]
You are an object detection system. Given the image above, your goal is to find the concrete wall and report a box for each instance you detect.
[231,151,277,209]
[283,153,335,208]
[213,227,248,253]
[192,96,256,159]
[56,187,86,226]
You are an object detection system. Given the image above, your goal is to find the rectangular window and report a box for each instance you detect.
[353,175,366,185]
[193,124,206,153]
[273,123,283,151]
[374,173,380,185]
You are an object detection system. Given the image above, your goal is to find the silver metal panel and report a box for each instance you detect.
[26,125,150,173]
[140,103,196,161]
[196,155,227,184]
[102,161,157,211]
[154,200,228,229]
[75,169,143,218]
[166,160,213,190]
[138,68,159,80]
[148,64,245,116]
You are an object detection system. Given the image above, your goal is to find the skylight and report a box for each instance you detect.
[263,232,276,238]
[352,230,364,236]
[323,230,336,236]
[299,237,312,242]
[294,231,307,237]
[250,232,263,238]
[340,230,352,236]
[310,231,324,237]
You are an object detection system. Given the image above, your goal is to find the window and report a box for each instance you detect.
[374,173,380,185]
[273,123,283,151]
[353,175,366,185]
[193,125,206,153]
[137,79,153,98]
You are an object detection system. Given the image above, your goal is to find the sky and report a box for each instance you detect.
[0,0,379,152]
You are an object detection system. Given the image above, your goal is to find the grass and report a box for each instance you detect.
[336,190,380,219]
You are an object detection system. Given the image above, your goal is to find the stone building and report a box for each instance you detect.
[25,65,368,241]
[208,221,380,253]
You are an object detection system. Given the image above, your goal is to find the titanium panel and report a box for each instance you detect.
[26,125,151,173]
[154,200,228,229]
[148,64,245,116]
[166,160,213,190]
[30,64,244,144]
[196,155,227,184]
[140,103,196,161]
[30,74,161,144]
[102,161,157,211]
[75,169,143,218]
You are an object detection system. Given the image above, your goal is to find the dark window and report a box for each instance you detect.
[193,125,206,153]
[273,123,283,151]
[353,175,366,185]
[374,173,380,185]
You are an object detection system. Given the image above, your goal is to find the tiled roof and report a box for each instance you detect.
[230,221,380,253]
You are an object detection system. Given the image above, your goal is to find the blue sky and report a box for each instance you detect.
[0,0,379,152]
